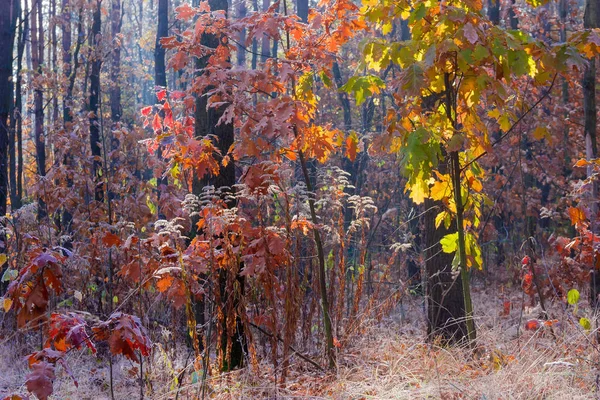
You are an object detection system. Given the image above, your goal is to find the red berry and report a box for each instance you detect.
[522,256,530,265]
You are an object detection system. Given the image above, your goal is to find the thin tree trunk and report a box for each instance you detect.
[584,0,600,307]
[110,0,122,123]
[89,0,104,203]
[32,0,47,220]
[260,0,270,63]
[10,0,25,210]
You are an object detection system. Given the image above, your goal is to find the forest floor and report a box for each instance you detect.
[1,285,599,399]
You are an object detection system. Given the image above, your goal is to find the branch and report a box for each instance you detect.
[248,321,324,371]
[461,73,558,172]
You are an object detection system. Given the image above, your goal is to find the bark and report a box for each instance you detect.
[251,0,258,70]
[155,0,168,205]
[32,0,47,219]
[89,0,104,203]
[296,0,308,23]
[487,0,499,25]
[9,0,24,210]
[260,0,270,63]
[424,197,469,343]
[0,0,18,294]
[154,0,168,91]
[584,0,600,307]
[236,0,247,66]
[110,0,122,122]
[194,0,247,370]
[508,0,518,30]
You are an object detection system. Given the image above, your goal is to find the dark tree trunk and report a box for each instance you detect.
[32,0,47,220]
[251,0,258,70]
[0,0,18,295]
[487,0,499,25]
[154,0,168,204]
[424,197,468,343]
[89,0,104,203]
[110,0,122,123]
[9,0,24,211]
[194,0,247,370]
[508,0,518,29]
[296,0,308,23]
[155,0,168,92]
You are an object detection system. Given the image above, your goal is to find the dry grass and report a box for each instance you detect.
[1,288,599,399]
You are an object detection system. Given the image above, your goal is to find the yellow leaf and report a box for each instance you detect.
[430,179,450,201]
[498,114,511,132]
[574,158,589,168]
[3,298,12,312]
[532,126,549,141]
[435,211,449,229]
[488,108,500,119]
[407,179,428,204]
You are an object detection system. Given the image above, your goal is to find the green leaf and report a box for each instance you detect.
[147,195,157,215]
[340,75,385,106]
[580,317,591,331]
[1,268,17,282]
[567,289,580,305]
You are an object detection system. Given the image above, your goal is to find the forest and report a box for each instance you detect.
[1,0,600,398]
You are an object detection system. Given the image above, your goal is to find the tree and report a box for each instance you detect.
[110,0,122,123]
[584,0,600,307]
[0,0,18,294]
[193,0,247,370]
[89,0,104,203]
[32,0,46,219]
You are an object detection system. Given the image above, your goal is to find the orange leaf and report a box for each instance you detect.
[524,319,540,331]
[156,275,174,292]
[333,337,342,348]
[568,206,586,226]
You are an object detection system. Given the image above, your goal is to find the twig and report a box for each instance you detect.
[248,321,324,371]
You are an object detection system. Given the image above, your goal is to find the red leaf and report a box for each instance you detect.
[502,300,511,316]
[157,89,167,102]
[92,312,152,362]
[152,114,162,133]
[141,106,152,116]
[175,4,196,20]
[25,362,55,400]
[521,256,530,265]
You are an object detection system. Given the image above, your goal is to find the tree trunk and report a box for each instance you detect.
[236,0,247,67]
[424,198,469,343]
[487,0,499,25]
[0,0,18,295]
[194,0,247,371]
[260,0,270,63]
[32,0,47,220]
[110,0,122,123]
[584,0,600,307]
[89,0,104,203]
[9,0,23,211]
[296,0,308,23]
